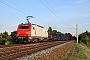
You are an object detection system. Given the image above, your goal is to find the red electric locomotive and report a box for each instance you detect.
[16,16,48,43]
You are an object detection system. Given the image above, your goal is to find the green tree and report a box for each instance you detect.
[10,31,17,44]
[79,30,90,47]
[65,33,68,36]
[66,33,72,40]
[0,38,6,45]
[0,31,11,45]
[48,27,53,35]
[52,30,57,34]
[57,31,64,35]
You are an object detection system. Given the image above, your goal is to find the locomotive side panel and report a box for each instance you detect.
[31,24,48,41]
[31,24,36,36]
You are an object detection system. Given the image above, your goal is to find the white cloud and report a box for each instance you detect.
[79,23,90,26]
[63,5,78,9]
[67,14,90,17]
[60,13,90,20]
[74,0,87,3]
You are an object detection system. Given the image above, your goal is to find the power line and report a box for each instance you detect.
[45,0,73,27]
[39,0,56,15]
[0,0,27,15]
[0,0,43,23]
[0,0,75,31]
[6,0,44,23]
[40,0,76,27]
[39,0,76,32]
[7,0,32,15]
[39,0,70,26]
[44,0,56,14]
[39,0,59,19]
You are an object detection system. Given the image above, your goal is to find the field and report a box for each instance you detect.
[59,43,90,60]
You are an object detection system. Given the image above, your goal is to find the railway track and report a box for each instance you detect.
[0,44,23,48]
[0,41,69,60]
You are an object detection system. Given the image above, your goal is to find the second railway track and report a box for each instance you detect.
[0,41,70,60]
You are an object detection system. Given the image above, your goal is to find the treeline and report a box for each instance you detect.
[48,27,76,40]
[79,30,90,47]
[1,27,89,45]
[0,31,17,45]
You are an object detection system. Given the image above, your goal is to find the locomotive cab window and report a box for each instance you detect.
[33,27,35,30]
[20,25,29,29]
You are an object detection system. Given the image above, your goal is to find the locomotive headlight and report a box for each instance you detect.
[26,32,29,34]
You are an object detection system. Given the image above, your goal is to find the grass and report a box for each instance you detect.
[69,43,78,60]
[5,41,11,45]
[58,43,75,60]
[58,43,87,60]
[77,43,85,60]
[80,42,90,60]
[58,42,90,60]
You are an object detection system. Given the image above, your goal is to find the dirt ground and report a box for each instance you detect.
[59,43,78,60]
[60,43,90,60]
[32,41,74,60]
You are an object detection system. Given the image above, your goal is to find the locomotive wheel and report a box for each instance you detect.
[33,38,39,43]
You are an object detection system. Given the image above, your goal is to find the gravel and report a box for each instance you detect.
[16,41,73,60]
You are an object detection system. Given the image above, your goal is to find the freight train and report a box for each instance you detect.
[16,17,71,43]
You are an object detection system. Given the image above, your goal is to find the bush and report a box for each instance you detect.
[79,31,90,47]
[0,38,6,45]
[0,31,11,45]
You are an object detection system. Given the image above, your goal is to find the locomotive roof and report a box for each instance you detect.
[20,23,44,28]
[32,24,44,28]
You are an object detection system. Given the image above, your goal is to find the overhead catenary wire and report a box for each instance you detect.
[44,0,68,25]
[0,0,75,33]
[0,0,43,23]
[44,0,56,14]
[7,0,32,15]
[41,0,76,29]
[39,0,70,26]
[0,0,27,15]
[1,0,71,27]
[39,0,61,21]
[6,0,43,23]
[39,0,76,33]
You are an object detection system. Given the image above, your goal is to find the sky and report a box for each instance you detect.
[0,0,90,35]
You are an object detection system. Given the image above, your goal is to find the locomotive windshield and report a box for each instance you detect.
[20,25,29,29]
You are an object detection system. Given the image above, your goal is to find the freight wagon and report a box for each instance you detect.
[51,34,69,41]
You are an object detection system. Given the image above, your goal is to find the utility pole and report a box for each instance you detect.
[76,24,78,43]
